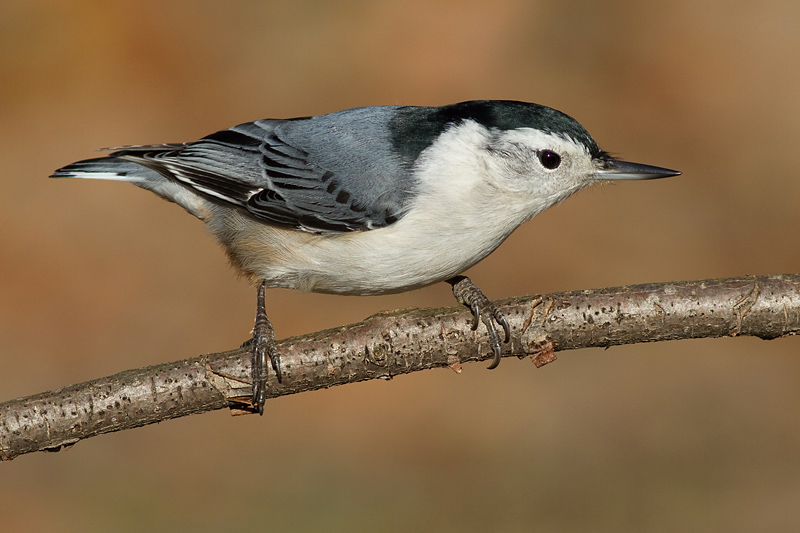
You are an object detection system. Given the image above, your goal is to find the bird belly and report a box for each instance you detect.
[211,206,521,296]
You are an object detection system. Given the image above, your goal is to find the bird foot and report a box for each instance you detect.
[447,275,510,369]
[247,281,282,415]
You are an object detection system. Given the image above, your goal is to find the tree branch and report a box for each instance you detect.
[2,274,799,461]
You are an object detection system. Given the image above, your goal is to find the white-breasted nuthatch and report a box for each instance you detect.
[52,100,679,413]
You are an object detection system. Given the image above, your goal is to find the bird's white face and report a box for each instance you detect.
[410,120,603,231]
[481,126,600,209]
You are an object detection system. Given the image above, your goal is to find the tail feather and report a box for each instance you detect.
[50,157,153,182]
[51,154,211,220]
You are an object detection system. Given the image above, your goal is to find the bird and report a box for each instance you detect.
[51,100,680,414]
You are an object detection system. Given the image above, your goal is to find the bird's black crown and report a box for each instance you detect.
[389,100,602,162]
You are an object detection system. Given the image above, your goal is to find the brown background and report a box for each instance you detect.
[3,1,800,530]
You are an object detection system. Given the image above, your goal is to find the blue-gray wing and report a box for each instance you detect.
[113,106,418,233]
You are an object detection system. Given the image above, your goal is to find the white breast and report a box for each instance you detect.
[213,121,565,295]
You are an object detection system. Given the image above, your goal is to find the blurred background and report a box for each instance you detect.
[2,1,800,530]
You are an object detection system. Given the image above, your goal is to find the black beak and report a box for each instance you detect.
[594,159,681,180]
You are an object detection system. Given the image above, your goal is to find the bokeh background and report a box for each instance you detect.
[3,1,800,531]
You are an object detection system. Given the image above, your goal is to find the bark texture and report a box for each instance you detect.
[2,274,798,460]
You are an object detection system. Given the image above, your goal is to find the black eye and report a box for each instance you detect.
[539,150,561,170]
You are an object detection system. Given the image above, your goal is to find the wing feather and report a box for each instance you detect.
[108,109,417,233]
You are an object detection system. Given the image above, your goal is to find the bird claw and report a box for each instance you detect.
[249,281,282,415]
[448,275,511,369]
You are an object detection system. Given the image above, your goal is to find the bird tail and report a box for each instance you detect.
[50,148,211,220]
[50,157,151,183]
[50,143,189,182]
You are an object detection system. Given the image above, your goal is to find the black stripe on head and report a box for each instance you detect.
[389,100,601,162]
